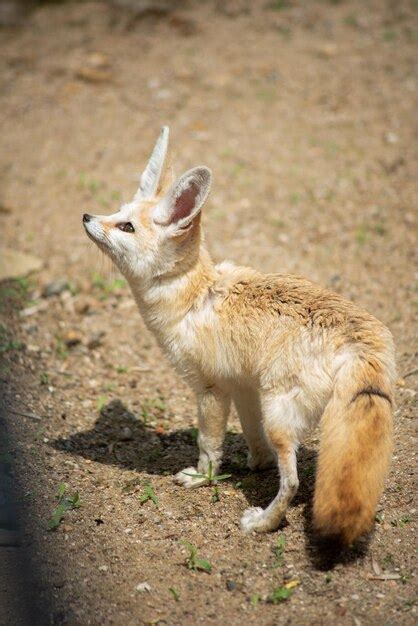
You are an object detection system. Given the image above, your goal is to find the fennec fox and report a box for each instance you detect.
[83,127,395,544]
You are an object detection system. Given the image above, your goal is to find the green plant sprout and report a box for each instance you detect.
[48,483,81,530]
[138,484,158,507]
[183,461,231,485]
[180,540,212,573]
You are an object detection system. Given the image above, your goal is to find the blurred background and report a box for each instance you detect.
[0,1,417,625]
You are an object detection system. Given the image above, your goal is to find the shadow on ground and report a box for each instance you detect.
[52,399,369,569]
[52,399,316,500]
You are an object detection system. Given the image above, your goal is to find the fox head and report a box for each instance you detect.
[83,127,212,282]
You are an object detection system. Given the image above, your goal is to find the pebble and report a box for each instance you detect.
[86,52,110,69]
[135,582,151,593]
[43,279,69,297]
[98,565,108,572]
[119,427,133,441]
[76,66,112,84]
[226,580,237,591]
[316,42,338,58]
[63,330,82,347]
[74,296,93,314]
[19,301,48,318]
[26,344,40,353]
[61,524,72,533]
[384,131,399,144]
[52,579,66,589]
[87,331,105,350]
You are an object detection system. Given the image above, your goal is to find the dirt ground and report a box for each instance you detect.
[0,1,417,624]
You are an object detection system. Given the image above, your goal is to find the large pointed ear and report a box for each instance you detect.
[152,167,212,230]
[135,126,171,200]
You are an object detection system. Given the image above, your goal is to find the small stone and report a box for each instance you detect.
[61,524,72,533]
[0,202,12,214]
[86,52,110,69]
[61,291,75,313]
[135,582,151,593]
[52,579,66,589]
[316,42,338,58]
[87,331,105,350]
[119,427,133,441]
[384,132,399,144]
[43,279,69,297]
[74,296,92,314]
[26,344,40,353]
[226,580,237,591]
[75,66,112,84]
[63,330,82,347]
[19,301,48,318]
[98,565,108,572]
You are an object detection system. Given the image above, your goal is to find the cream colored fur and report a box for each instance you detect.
[83,128,396,544]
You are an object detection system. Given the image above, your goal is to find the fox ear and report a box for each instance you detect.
[152,167,212,229]
[135,126,171,200]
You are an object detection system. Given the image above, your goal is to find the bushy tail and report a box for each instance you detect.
[313,356,393,545]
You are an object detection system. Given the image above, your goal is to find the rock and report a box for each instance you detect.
[60,524,72,533]
[316,42,338,59]
[0,202,12,214]
[26,344,40,353]
[0,248,43,281]
[87,331,105,349]
[19,301,48,318]
[43,279,69,298]
[119,427,133,441]
[63,330,82,347]
[86,52,110,69]
[60,291,75,314]
[135,582,151,593]
[75,66,113,84]
[226,580,237,591]
[384,131,399,144]
[74,296,95,314]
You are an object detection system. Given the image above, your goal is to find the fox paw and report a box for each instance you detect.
[174,467,208,489]
[240,507,266,533]
[240,506,283,533]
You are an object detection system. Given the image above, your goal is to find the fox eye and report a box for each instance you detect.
[117,222,135,233]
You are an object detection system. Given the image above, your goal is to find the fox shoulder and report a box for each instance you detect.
[212,262,261,299]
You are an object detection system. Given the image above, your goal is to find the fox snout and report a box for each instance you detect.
[83,213,93,223]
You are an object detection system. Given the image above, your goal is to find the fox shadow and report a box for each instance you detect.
[52,399,368,567]
[52,399,315,507]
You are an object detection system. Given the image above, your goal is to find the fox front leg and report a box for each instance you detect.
[175,387,230,488]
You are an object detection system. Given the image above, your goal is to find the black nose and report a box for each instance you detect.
[83,213,92,223]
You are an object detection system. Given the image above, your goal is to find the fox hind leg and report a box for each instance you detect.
[240,392,301,533]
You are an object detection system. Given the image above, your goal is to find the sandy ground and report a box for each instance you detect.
[0,1,417,624]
